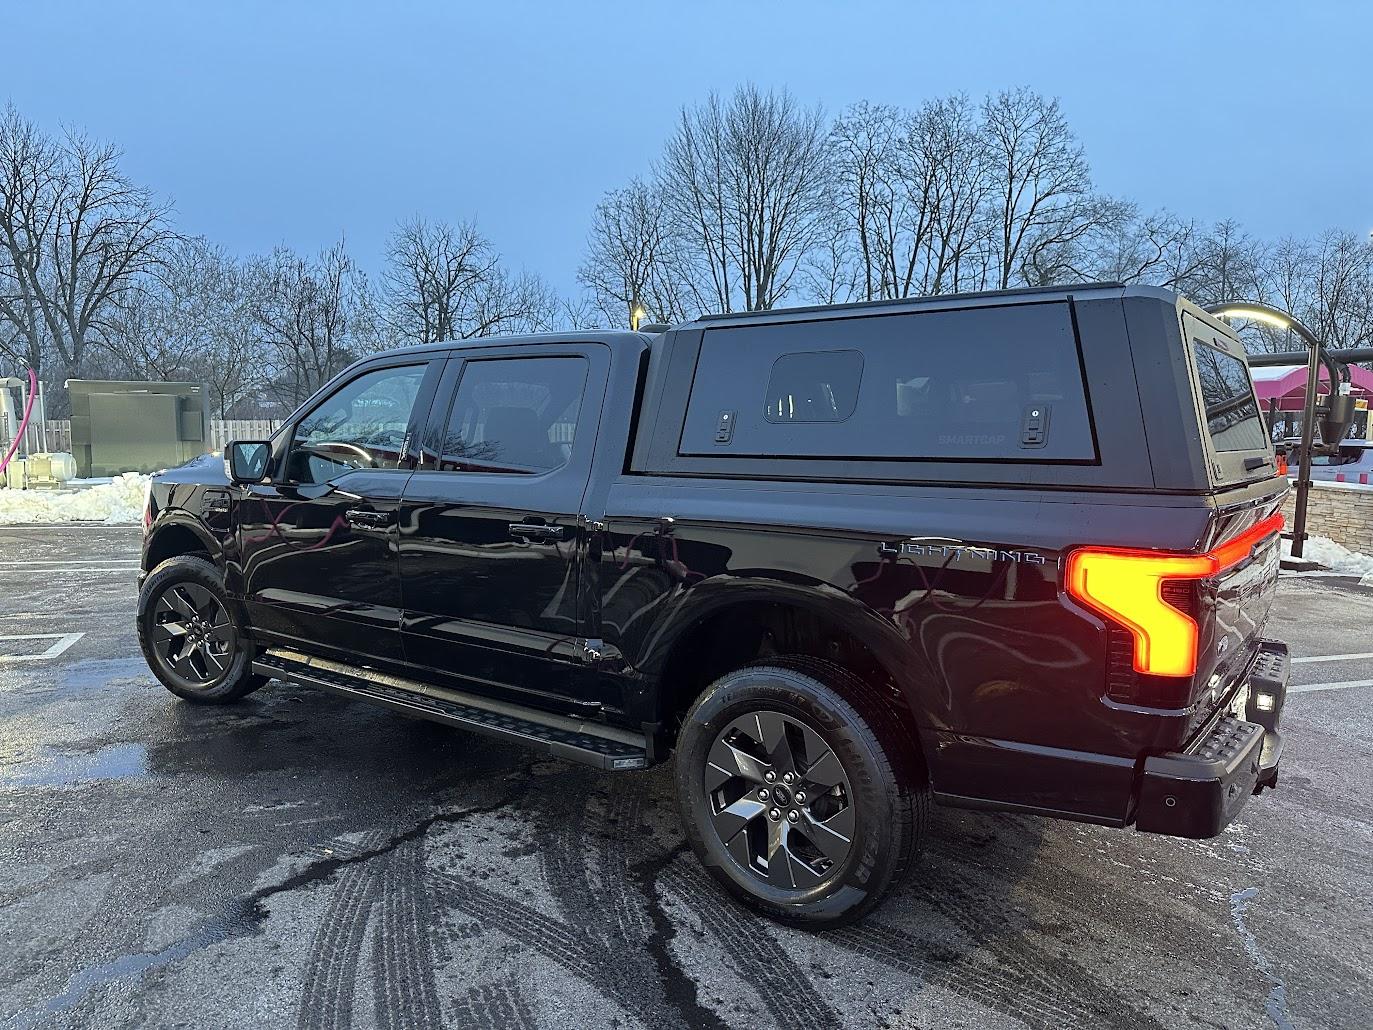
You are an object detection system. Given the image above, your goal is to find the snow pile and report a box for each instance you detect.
[0,472,149,525]
[1282,533,1373,585]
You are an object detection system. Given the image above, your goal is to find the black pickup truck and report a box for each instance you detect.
[137,283,1290,925]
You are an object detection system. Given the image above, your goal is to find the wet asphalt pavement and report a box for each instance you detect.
[1,525,1370,1030]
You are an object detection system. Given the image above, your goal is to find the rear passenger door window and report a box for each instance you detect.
[438,356,588,474]
[679,303,1096,462]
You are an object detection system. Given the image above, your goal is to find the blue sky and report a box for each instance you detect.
[5,1,1368,296]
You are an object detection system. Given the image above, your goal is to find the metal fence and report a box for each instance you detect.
[37,418,282,456]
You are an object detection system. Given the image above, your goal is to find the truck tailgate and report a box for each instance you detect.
[1191,492,1285,730]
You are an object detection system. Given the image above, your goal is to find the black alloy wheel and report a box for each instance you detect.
[149,582,234,684]
[675,659,927,927]
[706,709,856,889]
[137,555,266,704]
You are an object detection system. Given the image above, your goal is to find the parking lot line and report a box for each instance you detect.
[21,559,140,566]
[1292,652,1373,664]
[1288,679,1373,695]
[4,567,139,576]
[1280,570,1366,579]
[0,633,85,663]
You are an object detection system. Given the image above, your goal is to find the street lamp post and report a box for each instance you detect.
[1206,301,1329,559]
[630,303,647,332]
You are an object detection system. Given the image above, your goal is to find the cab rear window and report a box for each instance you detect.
[1191,340,1268,452]
[679,302,1095,461]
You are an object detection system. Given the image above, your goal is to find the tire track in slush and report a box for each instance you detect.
[451,981,538,1029]
[549,776,840,1030]
[923,854,1170,1030]
[299,833,445,1030]
[827,918,1086,1028]
[373,840,443,1030]
[427,866,646,1013]
[541,780,729,1029]
[315,835,624,1023]
[539,779,653,990]
[669,861,842,1030]
[297,833,385,1030]
[823,846,1169,1030]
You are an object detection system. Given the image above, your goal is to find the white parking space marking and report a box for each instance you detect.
[0,633,85,663]
[3,567,139,577]
[1280,570,1366,579]
[1292,652,1373,664]
[21,560,139,566]
[1288,679,1373,695]
[13,559,139,575]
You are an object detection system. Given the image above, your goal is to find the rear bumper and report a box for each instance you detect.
[1135,640,1288,839]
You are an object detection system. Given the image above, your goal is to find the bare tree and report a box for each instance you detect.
[1030,202,1203,289]
[916,94,995,294]
[555,295,606,331]
[829,101,901,301]
[577,178,692,325]
[0,105,176,410]
[1184,219,1267,308]
[661,84,829,311]
[383,217,498,342]
[1304,230,1373,352]
[469,265,561,336]
[202,289,262,419]
[104,236,228,381]
[248,239,367,408]
[800,211,862,305]
[383,216,556,341]
[981,88,1096,289]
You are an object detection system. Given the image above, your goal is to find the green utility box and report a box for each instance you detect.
[67,380,210,477]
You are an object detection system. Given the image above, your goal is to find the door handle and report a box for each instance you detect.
[508,522,566,542]
[345,509,392,528]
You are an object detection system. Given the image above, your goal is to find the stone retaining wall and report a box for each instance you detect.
[1281,480,1373,553]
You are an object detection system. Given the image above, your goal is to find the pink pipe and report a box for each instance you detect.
[0,367,38,476]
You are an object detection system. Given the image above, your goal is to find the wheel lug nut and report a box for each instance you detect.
[757,789,769,801]
[782,772,794,785]
[764,771,776,783]
[794,791,806,803]
[768,808,780,820]
[787,810,799,823]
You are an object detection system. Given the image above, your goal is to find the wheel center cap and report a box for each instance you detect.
[771,784,792,807]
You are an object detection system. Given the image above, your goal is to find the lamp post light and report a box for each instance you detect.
[630,303,647,332]
[1206,301,1330,559]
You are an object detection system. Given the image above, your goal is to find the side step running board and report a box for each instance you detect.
[253,650,648,771]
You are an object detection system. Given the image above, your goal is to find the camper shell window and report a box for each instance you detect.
[679,302,1096,462]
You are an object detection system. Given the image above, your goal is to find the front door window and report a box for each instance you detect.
[288,365,426,484]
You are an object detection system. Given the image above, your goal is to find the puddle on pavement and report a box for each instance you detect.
[1,742,149,787]
[58,658,152,691]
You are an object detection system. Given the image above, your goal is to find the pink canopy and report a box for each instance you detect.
[1250,363,1373,411]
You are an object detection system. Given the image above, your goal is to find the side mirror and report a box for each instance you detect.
[227,440,272,484]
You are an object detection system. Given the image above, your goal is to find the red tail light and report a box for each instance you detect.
[1065,514,1283,678]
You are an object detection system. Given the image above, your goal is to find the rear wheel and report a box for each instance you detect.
[674,658,927,927]
[137,556,266,704]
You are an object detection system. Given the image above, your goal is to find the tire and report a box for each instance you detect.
[137,555,266,705]
[674,657,928,927]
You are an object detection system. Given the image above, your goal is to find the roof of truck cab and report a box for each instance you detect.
[364,330,654,362]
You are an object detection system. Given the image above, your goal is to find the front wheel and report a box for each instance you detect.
[674,659,927,927]
[137,555,266,704]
